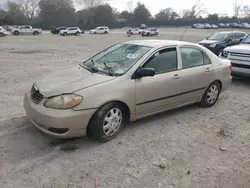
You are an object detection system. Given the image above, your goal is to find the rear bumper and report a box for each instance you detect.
[23,92,96,138]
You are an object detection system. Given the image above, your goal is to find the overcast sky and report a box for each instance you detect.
[108,0,250,16]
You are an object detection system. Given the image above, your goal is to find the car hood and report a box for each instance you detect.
[199,39,219,44]
[224,44,250,53]
[35,66,116,97]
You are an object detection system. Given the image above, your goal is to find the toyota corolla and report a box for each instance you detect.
[24,40,232,142]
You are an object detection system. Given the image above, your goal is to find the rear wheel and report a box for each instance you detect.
[63,32,67,36]
[14,31,19,35]
[88,102,125,142]
[0,33,4,37]
[200,81,221,107]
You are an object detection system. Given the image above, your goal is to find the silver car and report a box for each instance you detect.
[24,40,232,142]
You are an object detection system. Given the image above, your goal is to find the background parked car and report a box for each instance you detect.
[229,23,240,28]
[204,23,212,29]
[141,28,158,36]
[90,26,109,34]
[211,24,218,29]
[239,23,250,29]
[59,27,82,36]
[220,33,250,77]
[218,23,226,28]
[11,25,41,35]
[199,31,246,55]
[0,26,8,37]
[51,26,68,34]
[127,28,142,35]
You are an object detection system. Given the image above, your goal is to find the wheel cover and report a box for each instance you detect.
[103,108,122,137]
[206,84,219,104]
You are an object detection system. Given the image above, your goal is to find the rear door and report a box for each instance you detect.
[25,26,32,34]
[176,46,215,103]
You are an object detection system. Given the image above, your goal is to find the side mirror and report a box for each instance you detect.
[134,68,155,79]
[227,38,232,42]
[239,37,244,42]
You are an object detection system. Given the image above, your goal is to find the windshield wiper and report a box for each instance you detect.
[79,63,98,73]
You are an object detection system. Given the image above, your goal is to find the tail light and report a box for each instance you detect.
[229,64,232,70]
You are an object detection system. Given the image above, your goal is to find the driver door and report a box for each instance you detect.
[135,47,183,118]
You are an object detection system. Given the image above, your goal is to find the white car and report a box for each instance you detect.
[59,27,82,36]
[127,28,142,35]
[211,24,218,29]
[195,24,205,29]
[90,26,109,34]
[11,25,41,35]
[220,33,250,77]
[0,26,8,37]
[141,28,159,36]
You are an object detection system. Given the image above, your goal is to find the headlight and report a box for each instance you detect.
[44,94,82,109]
[221,50,229,58]
[209,43,217,48]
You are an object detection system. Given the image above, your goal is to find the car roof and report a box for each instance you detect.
[215,31,245,34]
[123,40,197,47]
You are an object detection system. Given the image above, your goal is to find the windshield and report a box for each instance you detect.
[241,34,250,44]
[82,43,151,76]
[207,33,228,41]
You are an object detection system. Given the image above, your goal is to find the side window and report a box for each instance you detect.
[227,34,234,40]
[25,26,31,29]
[20,27,25,29]
[143,48,177,74]
[180,47,210,69]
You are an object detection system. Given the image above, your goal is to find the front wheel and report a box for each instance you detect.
[33,31,38,35]
[88,102,125,142]
[200,81,221,108]
[75,32,80,36]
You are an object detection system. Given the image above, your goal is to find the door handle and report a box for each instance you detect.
[205,68,211,72]
[172,74,181,79]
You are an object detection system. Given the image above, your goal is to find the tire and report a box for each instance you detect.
[0,33,4,37]
[75,32,80,36]
[88,102,126,142]
[14,31,19,35]
[200,81,221,108]
[63,32,67,36]
[33,31,38,35]
[104,31,108,34]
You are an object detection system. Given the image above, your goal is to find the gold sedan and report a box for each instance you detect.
[24,40,232,142]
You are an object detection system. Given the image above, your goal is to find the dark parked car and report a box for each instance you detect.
[51,26,68,34]
[198,31,246,55]
[229,23,240,28]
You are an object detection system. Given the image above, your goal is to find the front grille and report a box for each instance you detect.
[30,85,44,104]
[231,52,250,58]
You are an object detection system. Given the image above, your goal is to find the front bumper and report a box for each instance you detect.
[23,93,96,138]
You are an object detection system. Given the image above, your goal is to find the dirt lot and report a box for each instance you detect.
[0,28,250,188]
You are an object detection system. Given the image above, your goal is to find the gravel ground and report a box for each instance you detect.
[0,28,250,188]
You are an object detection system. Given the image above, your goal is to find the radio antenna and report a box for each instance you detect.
[179,26,188,41]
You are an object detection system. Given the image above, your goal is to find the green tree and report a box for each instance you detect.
[133,2,151,22]
[93,4,114,25]
[155,8,179,20]
[5,2,28,25]
[119,10,133,22]
[39,0,76,27]
[207,13,219,22]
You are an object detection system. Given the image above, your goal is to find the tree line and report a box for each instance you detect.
[0,0,249,29]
